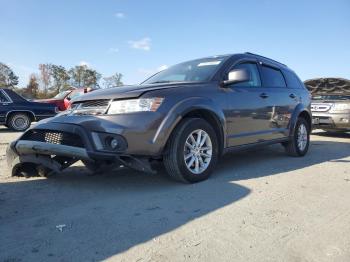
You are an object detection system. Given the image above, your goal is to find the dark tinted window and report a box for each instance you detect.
[261,66,286,87]
[230,63,261,87]
[0,91,9,103]
[283,70,303,88]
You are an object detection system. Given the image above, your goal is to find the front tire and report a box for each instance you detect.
[164,118,219,183]
[8,113,31,131]
[284,117,310,157]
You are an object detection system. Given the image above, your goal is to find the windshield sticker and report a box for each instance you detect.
[197,61,222,67]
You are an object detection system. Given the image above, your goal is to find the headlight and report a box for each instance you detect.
[107,97,164,114]
[332,103,350,110]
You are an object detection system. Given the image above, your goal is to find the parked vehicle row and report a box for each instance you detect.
[0,89,57,131]
[0,87,96,131]
[36,87,95,111]
[6,52,312,183]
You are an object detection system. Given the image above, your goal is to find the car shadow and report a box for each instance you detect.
[0,139,349,261]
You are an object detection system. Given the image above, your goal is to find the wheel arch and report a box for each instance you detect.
[181,109,225,155]
[289,104,312,136]
[6,110,36,124]
[154,97,227,156]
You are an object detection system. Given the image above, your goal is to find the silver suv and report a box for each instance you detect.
[305,78,350,132]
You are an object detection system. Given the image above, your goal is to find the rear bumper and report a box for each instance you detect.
[312,112,350,130]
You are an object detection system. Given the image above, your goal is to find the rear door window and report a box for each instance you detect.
[261,65,287,88]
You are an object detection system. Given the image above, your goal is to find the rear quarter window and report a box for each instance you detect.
[283,70,304,89]
[0,91,9,103]
[261,65,286,88]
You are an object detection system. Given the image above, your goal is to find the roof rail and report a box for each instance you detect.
[245,52,287,67]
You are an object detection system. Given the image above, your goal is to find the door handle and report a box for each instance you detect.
[289,93,296,99]
[260,93,269,99]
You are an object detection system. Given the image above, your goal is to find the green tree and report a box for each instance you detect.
[0,62,19,88]
[50,65,70,94]
[103,73,123,88]
[69,65,101,88]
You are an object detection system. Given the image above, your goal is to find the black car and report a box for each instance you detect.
[6,53,312,183]
[0,88,57,131]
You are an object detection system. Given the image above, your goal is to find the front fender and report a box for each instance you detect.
[152,97,226,153]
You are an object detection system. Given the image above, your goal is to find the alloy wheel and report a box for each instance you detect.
[183,129,212,174]
[297,123,308,151]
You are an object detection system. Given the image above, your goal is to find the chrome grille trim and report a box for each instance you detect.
[311,103,333,112]
[71,99,111,115]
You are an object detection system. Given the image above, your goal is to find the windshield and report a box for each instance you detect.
[313,95,350,101]
[141,56,229,85]
[54,90,71,99]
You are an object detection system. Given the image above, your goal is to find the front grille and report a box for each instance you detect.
[21,129,84,148]
[79,100,110,108]
[70,99,110,115]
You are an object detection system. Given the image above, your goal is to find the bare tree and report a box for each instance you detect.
[103,73,123,88]
[25,74,40,98]
[39,63,52,94]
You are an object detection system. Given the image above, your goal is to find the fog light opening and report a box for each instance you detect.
[110,138,119,149]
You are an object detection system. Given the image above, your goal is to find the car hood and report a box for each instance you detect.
[73,82,199,102]
[304,78,350,95]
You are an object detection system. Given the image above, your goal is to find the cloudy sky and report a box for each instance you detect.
[1,0,349,86]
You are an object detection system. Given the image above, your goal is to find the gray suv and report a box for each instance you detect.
[6,53,312,183]
[305,78,350,132]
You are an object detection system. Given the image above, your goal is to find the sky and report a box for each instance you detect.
[1,0,349,87]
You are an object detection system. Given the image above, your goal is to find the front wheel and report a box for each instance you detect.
[164,118,219,183]
[8,113,31,131]
[284,117,310,157]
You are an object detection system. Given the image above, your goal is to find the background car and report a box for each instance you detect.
[36,87,95,111]
[0,88,57,131]
[304,78,350,132]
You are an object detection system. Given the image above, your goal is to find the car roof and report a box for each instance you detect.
[198,53,289,70]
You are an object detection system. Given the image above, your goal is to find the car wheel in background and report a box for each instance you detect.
[8,113,31,131]
[164,118,219,183]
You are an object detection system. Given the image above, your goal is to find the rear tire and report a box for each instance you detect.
[284,117,310,157]
[8,113,31,131]
[164,118,219,183]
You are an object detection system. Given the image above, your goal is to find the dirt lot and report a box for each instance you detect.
[0,127,349,262]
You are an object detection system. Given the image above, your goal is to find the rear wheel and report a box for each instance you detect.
[284,117,310,156]
[8,113,31,131]
[164,118,219,183]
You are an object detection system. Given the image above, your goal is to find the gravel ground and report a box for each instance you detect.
[0,127,349,262]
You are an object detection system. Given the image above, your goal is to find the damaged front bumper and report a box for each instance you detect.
[6,117,160,177]
[7,139,156,177]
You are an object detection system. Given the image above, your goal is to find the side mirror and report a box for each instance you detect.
[222,69,250,87]
[66,96,71,101]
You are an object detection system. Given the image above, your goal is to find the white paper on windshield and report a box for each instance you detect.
[197,61,222,67]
